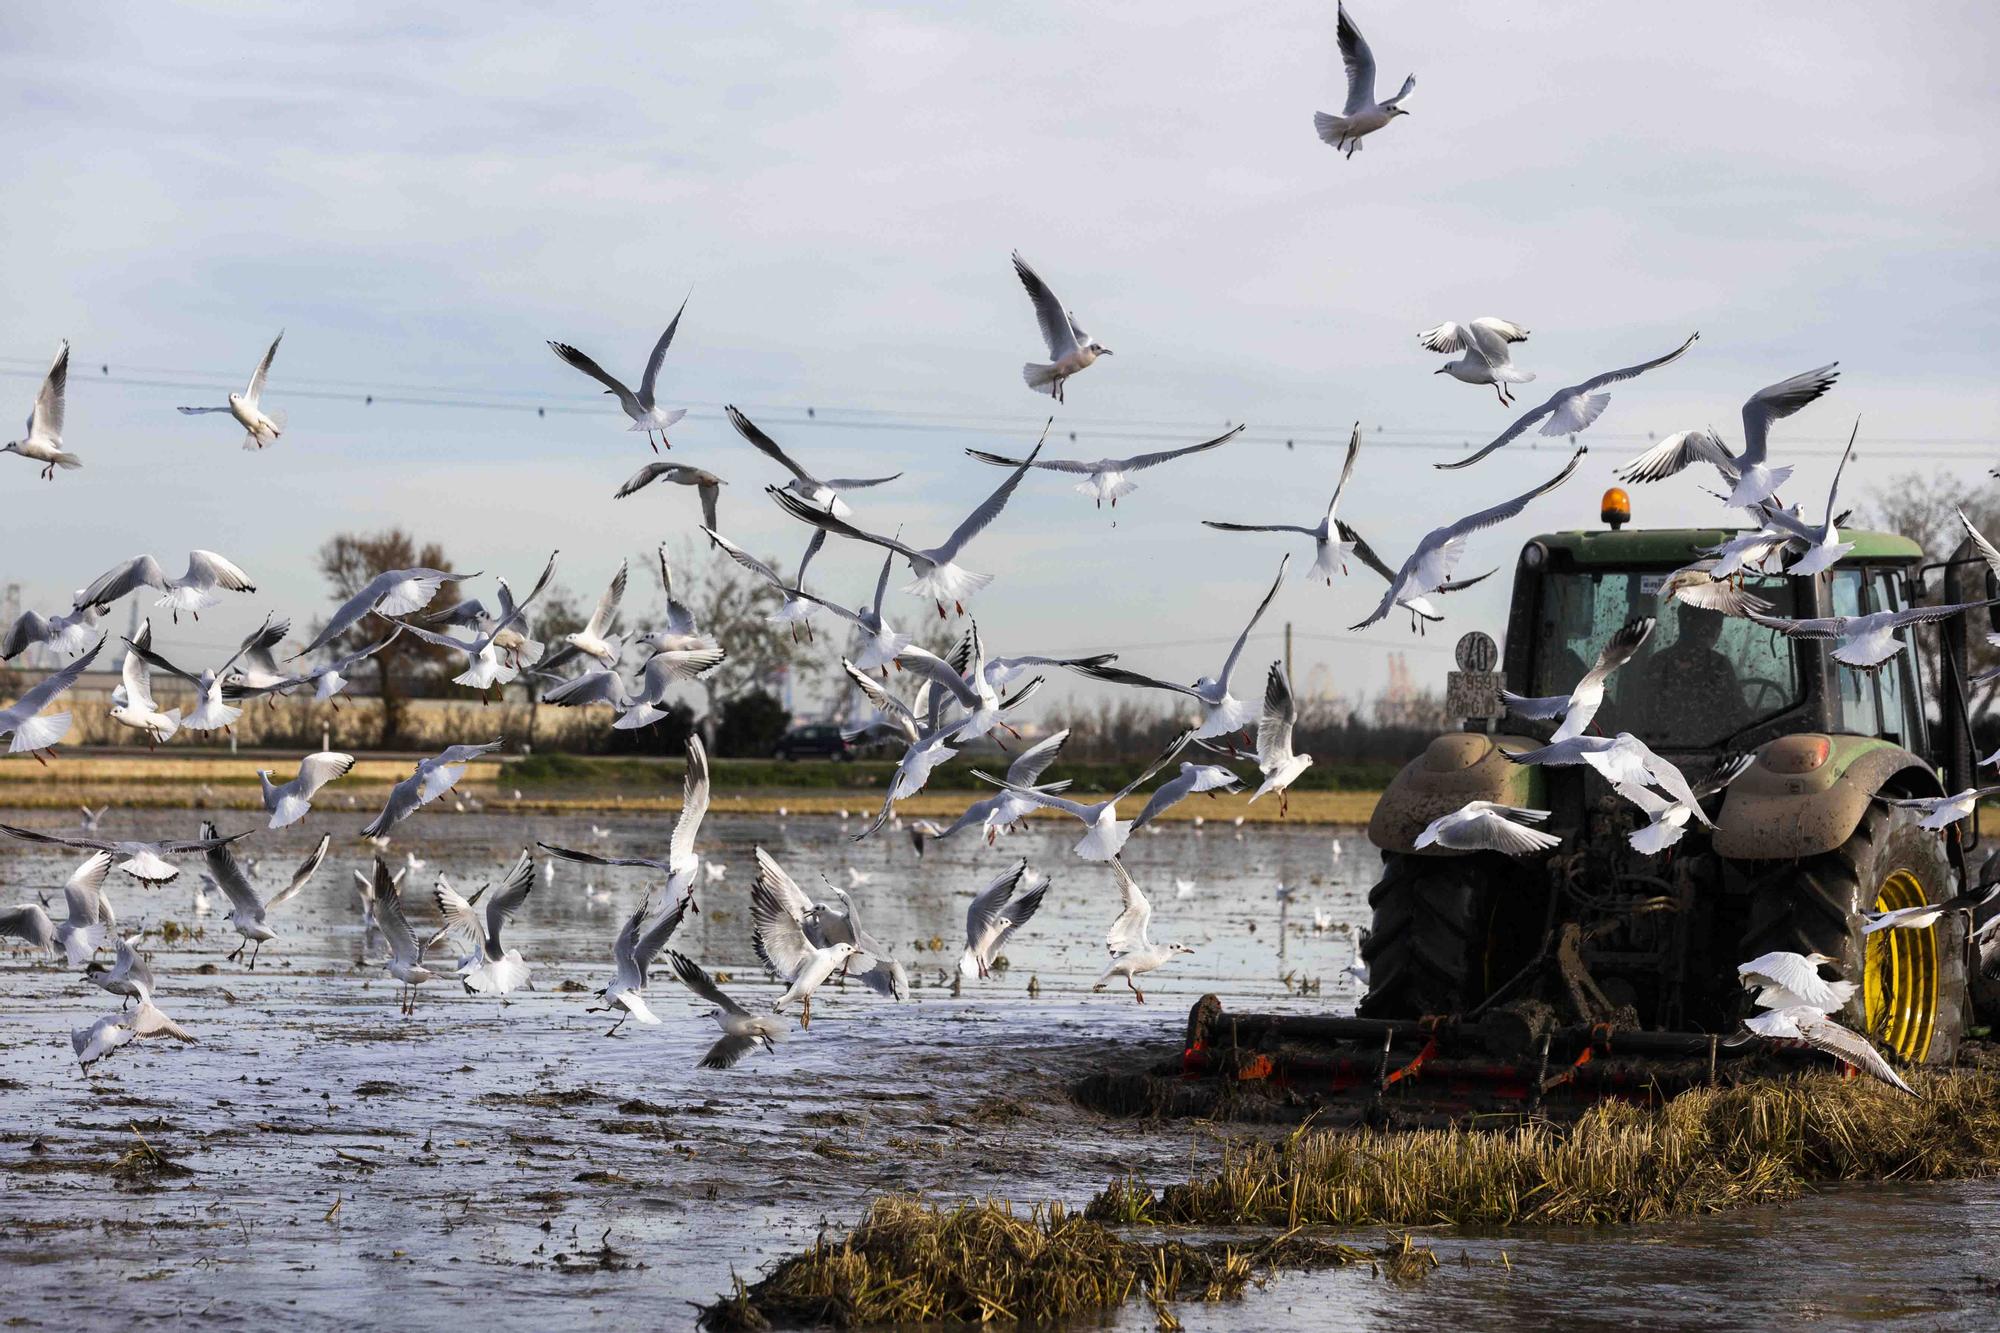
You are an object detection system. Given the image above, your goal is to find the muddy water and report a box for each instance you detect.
[0,807,1992,1330]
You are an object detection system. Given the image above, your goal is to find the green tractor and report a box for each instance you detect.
[1361,502,1997,1069]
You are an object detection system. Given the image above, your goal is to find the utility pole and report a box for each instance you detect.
[1284,621,1293,682]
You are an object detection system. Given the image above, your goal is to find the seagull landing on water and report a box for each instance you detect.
[1203,424,1362,585]
[1615,364,1839,509]
[1313,4,1414,159]
[668,952,787,1069]
[959,860,1048,982]
[1420,320,1533,405]
[4,340,80,479]
[176,331,286,449]
[964,425,1243,512]
[371,856,437,1017]
[430,850,536,995]
[1012,252,1111,403]
[547,296,692,450]
[1437,333,1699,471]
[206,824,331,968]
[1093,859,1192,1004]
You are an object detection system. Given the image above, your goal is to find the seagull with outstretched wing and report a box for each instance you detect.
[1012,253,1111,402]
[176,331,285,449]
[1312,3,1415,159]
[547,296,692,450]
[727,405,901,516]
[1437,333,1698,471]
[965,424,1241,511]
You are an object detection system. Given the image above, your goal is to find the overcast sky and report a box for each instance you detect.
[4,1,1996,711]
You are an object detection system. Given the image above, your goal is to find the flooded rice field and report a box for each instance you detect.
[2,806,1996,1329]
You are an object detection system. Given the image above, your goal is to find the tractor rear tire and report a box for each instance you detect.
[1359,852,1503,1019]
[1738,801,1966,1066]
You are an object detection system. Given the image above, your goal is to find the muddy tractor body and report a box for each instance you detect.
[1094,521,2000,1125]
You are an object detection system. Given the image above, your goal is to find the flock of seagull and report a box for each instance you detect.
[3,2,1993,1092]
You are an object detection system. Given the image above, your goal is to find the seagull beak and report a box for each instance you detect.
[1433,366,1448,374]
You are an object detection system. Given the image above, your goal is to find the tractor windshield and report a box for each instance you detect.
[1524,569,1807,749]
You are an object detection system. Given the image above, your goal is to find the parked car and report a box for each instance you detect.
[773,724,852,761]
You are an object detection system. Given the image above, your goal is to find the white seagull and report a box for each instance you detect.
[614,461,725,529]
[596,894,690,1035]
[391,552,558,688]
[634,545,728,682]
[4,340,80,479]
[1615,364,1840,509]
[205,823,331,968]
[0,822,242,885]
[0,635,103,760]
[1752,421,1859,576]
[783,550,911,676]
[431,850,536,995]
[371,856,438,1016]
[1656,561,1775,619]
[1436,333,1698,471]
[667,951,787,1069]
[126,613,291,734]
[547,297,692,450]
[1313,3,1414,158]
[2,593,101,661]
[753,848,909,1001]
[1743,1005,1915,1097]
[1072,557,1289,737]
[111,621,180,745]
[973,732,1192,862]
[964,425,1242,511]
[258,751,357,829]
[176,331,286,449]
[1500,616,1654,743]
[1415,802,1563,855]
[1420,319,1533,405]
[541,735,711,909]
[1505,732,1709,820]
[911,729,1073,854]
[1355,448,1584,630]
[50,852,116,965]
[360,739,504,838]
[959,861,1048,981]
[1093,858,1193,1003]
[1873,788,2000,833]
[79,550,257,623]
[703,527,827,642]
[767,440,1044,616]
[1745,598,1996,671]
[1202,424,1362,584]
[1614,754,1753,855]
[750,870,857,1028]
[1244,661,1314,813]
[294,567,466,659]
[70,1000,194,1070]
[727,405,902,516]
[1863,882,2000,934]
[1012,253,1111,402]
[1738,950,1857,1012]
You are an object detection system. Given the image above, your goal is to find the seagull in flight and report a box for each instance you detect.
[258,751,357,829]
[360,739,504,838]
[176,331,286,449]
[1204,423,1360,584]
[1070,557,1288,738]
[371,856,438,1016]
[1354,448,1583,630]
[391,552,558,688]
[49,852,116,965]
[1415,802,1562,855]
[79,550,257,622]
[964,425,1242,511]
[1656,561,1775,619]
[1244,661,1313,814]
[294,567,467,659]
[973,731,1192,862]
[1745,597,1997,671]
[1735,950,1912,1096]
[1500,616,1654,742]
[1013,253,1111,403]
[0,821,243,885]
[1436,333,1699,471]
[750,866,856,1029]
[431,850,537,994]
[4,340,80,479]
[547,297,692,450]
[753,848,908,1001]
[1093,858,1193,1003]
[666,951,786,1069]
[541,735,711,908]
[614,461,725,530]
[633,545,728,682]
[1313,3,1414,159]
[2,592,101,661]
[1615,364,1839,509]
[1505,731,1710,824]
[1752,421,1859,577]
[727,405,902,516]
[1614,753,1752,855]
[1420,319,1533,405]
[911,729,1073,854]
[703,527,827,642]
[205,822,331,968]
[959,861,1048,981]
[112,621,181,745]
[126,612,291,734]
[780,549,911,676]
[0,635,103,760]
[767,438,1044,616]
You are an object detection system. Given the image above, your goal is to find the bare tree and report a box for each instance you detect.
[1868,469,2000,712]
[315,529,459,747]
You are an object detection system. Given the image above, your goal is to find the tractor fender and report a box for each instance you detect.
[1713,733,1944,860]
[1367,732,1545,856]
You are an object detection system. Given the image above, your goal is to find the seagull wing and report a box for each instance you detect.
[1219,555,1289,691]
[1439,336,1698,471]
[1740,364,1838,466]
[1258,661,1297,764]
[667,949,748,1017]
[966,860,1030,947]
[244,331,282,404]
[935,442,1045,561]
[583,559,627,640]
[547,341,642,419]
[668,736,710,876]
[751,878,818,984]
[637,297,688,405]
[614,462,675,498]
[891,646,981,709]
[1417,322,1469,354]
[726,405,813,483]
[29,340,68,441]
[1105,857,1154,953]
[374,877,424,967]
[202,825,264,919]
[703,526,788,588]
[264,833,331,911]
[1067,660,1202,701]
[1336,1,1378,113]
[1006,728,1071,787]
[1617,429,1738,484]
[822,472,904,491]
[1130,770,1198,833]
[1574,331,1701,395]
[1744,610,1847,640]
[123,633,204,688]
[1011,253,1078,359]
[80,555,168,609]
[1116,730,1197,803]
[1118,425,1245,473]
[767,487,925,562]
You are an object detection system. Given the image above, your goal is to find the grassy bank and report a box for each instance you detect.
[0,750,1384,825]
[708,1073,2000,1328]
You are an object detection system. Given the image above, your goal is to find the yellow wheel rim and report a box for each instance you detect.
[1863,869,1940,1063]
